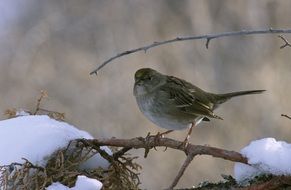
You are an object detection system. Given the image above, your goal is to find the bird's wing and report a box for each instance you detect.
[160,76,223,120]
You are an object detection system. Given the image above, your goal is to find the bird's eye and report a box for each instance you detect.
[148,76,152,80]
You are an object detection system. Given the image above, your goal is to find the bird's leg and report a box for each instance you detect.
[180,122,195,149]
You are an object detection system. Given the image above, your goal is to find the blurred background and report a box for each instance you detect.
[0,0,291,189]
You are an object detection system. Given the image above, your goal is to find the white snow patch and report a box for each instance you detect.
[79,146,111,170]
[46,175,102,190]
[0,115,110,169]
[234,138,291,182]
[72,175,103,190]
[15,109,30,117]
[46,182,69,190]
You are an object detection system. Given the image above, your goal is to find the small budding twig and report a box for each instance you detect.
[281,114,291,120]
[32,90,65,120]
[90,28,291,75]
[33,90,48,115]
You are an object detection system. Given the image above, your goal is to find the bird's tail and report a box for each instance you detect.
[214,90,266,104]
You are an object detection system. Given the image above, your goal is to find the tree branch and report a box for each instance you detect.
[278,35,291,49]
[78,136,247,163]
[90,28,291,75]
[168,152,196,189]
[281,114,291,120]
[240,175,291,190]
[78,136,247,189]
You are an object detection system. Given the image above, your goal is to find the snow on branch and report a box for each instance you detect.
[90,28,291,75]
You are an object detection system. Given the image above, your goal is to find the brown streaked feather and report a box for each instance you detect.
[160,76,223,120]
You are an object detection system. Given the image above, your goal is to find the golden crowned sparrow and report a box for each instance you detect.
[133,68,265,145]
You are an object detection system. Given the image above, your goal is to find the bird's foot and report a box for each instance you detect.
[178,136,190,150]
[145,130,173,151]
[154,130,173,150]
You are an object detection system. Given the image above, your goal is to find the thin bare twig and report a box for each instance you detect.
[90,28,291,75]
[78,136,248,188]
[34,90,48,115]
[113,147,132,159]
[168,152,196,189]
[281,114,291,120]
[278,35,291,49]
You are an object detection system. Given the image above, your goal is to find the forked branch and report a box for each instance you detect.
[278,35,291,49]
[90,28,291,75]
[78,136,247,189]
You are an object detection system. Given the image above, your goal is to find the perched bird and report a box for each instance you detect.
[133,68,265,146]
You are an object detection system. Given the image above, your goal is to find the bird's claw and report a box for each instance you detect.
[144,131,172,152]
[178,139,189,150]
[153,132,164,151]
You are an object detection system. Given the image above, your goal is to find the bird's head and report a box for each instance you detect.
[134,68,166,96]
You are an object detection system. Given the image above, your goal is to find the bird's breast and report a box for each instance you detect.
[135,94,191,130]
